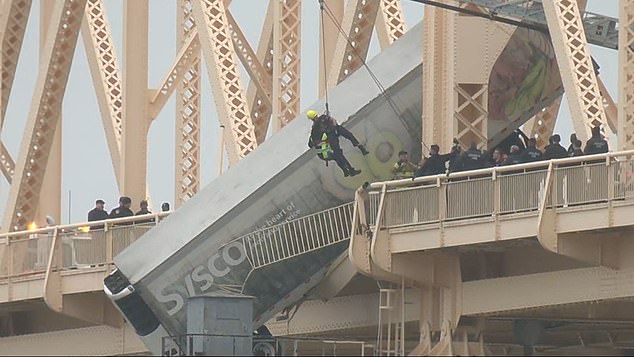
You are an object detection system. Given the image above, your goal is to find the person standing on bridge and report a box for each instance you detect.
[584,125,609,155]
[392,150,418,179]
[520,138,543,163]
[109,197,134,220]
[543,134,568,160]
[136,200,152,216]
[87,199,109,230]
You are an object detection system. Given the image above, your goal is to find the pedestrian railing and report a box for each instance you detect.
[224,202,354,269]
[363,150,634,231]
[0,213,169,283]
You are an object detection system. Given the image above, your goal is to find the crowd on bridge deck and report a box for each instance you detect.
[391,124,609,180]
[86,196,171,228]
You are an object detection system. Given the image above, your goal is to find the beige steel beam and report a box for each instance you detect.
[375,0,407,49]
[174,0,202,207]
[246,1,274,144]
[192,0,257,164]
[121,0,150,204]
[618,0,634,150]
[149,32,200,119]
[525,96,563,149]
[226,10,272,112]
[0,0,32,127]
[0,141,15,183]
[422,5,455,153]
[319,0,343,98]
[35,0,63,226]
[327,0,380,87]
[81,0,122,184]
[543,0,611,142]
[272,0,301,132]
[597,76,617,134]
[2,0,87,232]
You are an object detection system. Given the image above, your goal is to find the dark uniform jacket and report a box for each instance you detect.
[461,148,483,171]
[503,153,522,166]
[109,207,134,219]
[584,137,609,155]
[543,143,568,160]
[416,153,453,177]
[520,147,543,163]
[88,208,109,222]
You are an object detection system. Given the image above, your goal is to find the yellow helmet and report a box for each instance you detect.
[306,110,319,120]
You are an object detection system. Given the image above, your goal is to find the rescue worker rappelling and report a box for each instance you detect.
[307,110,368,177]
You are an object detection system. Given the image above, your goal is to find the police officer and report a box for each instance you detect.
[109,197,134,219]
[543,134,568,160]
[415,144,456,177]
[584,125,609,155]
[520,138,543,163]
[461,143,484,171]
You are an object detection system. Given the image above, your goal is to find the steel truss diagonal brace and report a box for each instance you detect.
[543,0,610,142]
[149,31,201,119]
[525,96,563,149]
[175,0,201,207]
[1,0,32,127]
[191,0,257,163]
[247,0,274,144]
[226,10,272,110]
[2,0,88,232]
[0,141,15,183]
[328,0,380,87]
[81,0,122,182]
[618,0,634,150]
[376,0,407,49]
[272,0,301,132]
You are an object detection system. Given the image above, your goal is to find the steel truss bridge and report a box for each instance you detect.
[0,0,634,355]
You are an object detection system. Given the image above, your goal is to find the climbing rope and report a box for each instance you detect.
[319,0,330,116]
[318,1,431,152]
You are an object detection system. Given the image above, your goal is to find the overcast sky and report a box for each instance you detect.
[0,0,619,224]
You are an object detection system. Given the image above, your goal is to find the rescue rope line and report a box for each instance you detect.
[319,1,431,151]
[319,0,330,116]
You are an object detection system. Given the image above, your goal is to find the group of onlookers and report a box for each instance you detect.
[392,125,609,180]
[87,197,170,228]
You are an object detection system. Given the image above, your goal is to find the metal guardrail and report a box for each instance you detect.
[162,334,374,356]
[0,200,355,284]
[0,212,170,281]
[227,203,354,269]
[364,150,634,231]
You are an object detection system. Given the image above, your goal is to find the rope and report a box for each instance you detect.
[320,1,431,152]
[319,0,330,116]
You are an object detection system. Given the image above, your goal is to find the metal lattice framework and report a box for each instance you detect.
[2,0,87,231]
[0,0,31,127]
[192,0,257,164]
[619,0,634,150]
[0,0,631,237]
[272,0,301,132]
[247,0,274,144]
[525,97,564,149]
[543,0,610,142]
[328,0,380,87]
[376,0,407,48]
[175,0,201,207]
[81,0,122,182]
